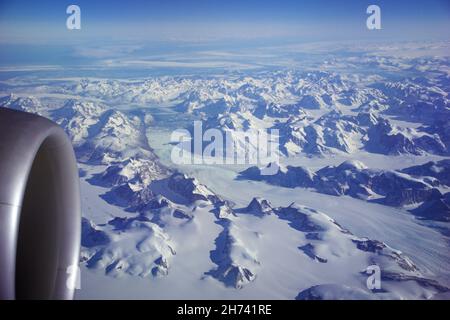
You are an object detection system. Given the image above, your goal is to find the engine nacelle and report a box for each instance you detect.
[0,108,81,300]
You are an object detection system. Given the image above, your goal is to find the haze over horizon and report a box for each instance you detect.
[0,0,449,44]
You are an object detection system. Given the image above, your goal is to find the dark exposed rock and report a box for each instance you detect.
[411,197,450,222]
[352,239,386,253]
[401,160,450,187]
[240,160,449,220]
[81,218,110,248]
[299,243,327,263]
[244,197,273,216]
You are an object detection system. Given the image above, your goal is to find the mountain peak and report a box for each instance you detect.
[337,160,368,171]
[245,197,273,215]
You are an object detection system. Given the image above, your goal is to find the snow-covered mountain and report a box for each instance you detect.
[52,99,107,147]
[79,188,449,297]
[23,99,157,164]
[401,160,450,187]
[1,46,449,299]
[0,93,45,115]
[273,202,448,299]
[365,117,447,156]
[88,158,169,188]
[240,159,449,220]
[81,216,176,278]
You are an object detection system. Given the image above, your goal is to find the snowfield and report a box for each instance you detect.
[1,41,449,299]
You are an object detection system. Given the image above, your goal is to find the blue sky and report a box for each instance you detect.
[0,0,449,44]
